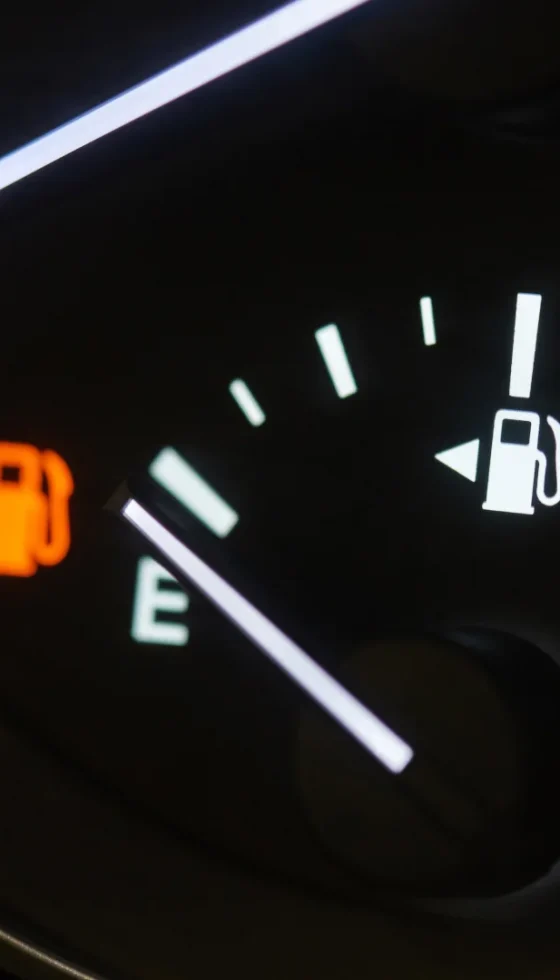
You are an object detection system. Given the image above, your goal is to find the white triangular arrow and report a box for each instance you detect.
[435,439,480,483]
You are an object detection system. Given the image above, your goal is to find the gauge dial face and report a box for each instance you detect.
[2,7,560,959]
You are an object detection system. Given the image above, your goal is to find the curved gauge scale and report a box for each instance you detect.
[1,3,560,980]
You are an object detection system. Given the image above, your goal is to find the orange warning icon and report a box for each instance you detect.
[0,443,74,577]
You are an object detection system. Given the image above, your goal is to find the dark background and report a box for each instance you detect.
[3,2,560,979]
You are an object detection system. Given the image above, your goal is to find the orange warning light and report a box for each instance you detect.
[0,443,74,577]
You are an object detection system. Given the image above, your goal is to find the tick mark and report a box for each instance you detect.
[315,324,357,399]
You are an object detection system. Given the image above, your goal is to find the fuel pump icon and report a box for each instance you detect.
[0,443,74,577]
[483,410,560,515]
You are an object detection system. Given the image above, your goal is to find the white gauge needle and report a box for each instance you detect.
[0,0,373,194]
[122,498,413,774]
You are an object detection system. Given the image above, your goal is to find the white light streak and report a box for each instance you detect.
[0,0,373,193]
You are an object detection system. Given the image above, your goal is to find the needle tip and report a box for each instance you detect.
[104,482,133,515]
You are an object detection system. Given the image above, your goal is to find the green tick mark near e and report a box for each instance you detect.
[149,447,239,538]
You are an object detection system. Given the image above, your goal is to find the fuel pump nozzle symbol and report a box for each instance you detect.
[482,409,560,515]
